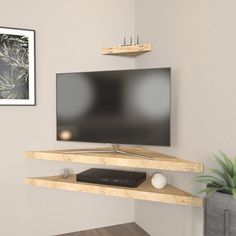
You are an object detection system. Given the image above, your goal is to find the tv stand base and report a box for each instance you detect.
[63,144,153,160]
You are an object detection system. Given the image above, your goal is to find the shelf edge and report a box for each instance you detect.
[24,176,203,208]
[25,151,204,173]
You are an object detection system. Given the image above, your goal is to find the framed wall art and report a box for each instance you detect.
[0,26,35,105]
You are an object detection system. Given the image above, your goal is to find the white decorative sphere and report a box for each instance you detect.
[151,173,167,189]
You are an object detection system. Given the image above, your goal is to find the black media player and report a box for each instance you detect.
[76,168,146,188]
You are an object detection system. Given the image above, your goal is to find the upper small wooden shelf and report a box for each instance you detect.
[101,43,152,56]
[25,175,203,207]
[25,147,203,173]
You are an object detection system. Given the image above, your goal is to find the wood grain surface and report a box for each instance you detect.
[54,222,150,236]
[25,147,204,173]
[101,43,152,56]
[25,175,203,207]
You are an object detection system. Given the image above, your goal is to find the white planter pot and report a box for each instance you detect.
[205,192,236,236]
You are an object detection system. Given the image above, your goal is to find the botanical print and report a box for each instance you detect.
[0,27,35,105]
[0,34,29,99]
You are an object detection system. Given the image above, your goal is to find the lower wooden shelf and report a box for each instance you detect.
[25,175,203,208]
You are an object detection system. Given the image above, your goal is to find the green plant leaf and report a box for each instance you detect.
[214,154,232,175]
[225,172,235,188]
[197,187,223,196]
[206,168,227,184]
[194,175,225,186]
[194,152,236,198]
[220,150,234,177]
[232,188,236,199]
[206,168,226,184]
[233,175,236,187]
[233,157,236,175]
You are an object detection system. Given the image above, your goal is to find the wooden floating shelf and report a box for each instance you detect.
[58,222,150,236]
[101,43,152,56]
[25,175,203,208]
[25,147,203,173]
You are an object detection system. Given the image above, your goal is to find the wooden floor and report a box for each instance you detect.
[55,222,150,236]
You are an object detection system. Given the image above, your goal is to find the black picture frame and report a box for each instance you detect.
[0,26,36,106]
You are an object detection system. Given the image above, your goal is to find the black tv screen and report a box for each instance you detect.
[56,68,171,146]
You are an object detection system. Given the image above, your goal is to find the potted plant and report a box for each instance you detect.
[195,151,236,236]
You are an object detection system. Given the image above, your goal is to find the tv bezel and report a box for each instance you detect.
[56,67,171,147]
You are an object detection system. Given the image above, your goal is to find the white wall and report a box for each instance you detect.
[1,1,236,235]
[135,0,236,235]
[0,1,135,235]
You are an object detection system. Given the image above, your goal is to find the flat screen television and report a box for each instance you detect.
[56,68,171,146]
